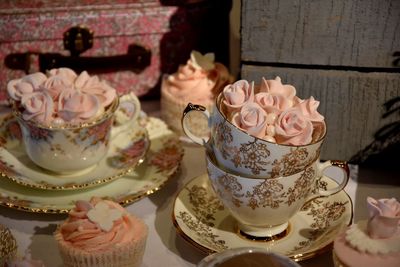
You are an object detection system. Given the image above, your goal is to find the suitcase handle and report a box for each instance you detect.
[4,25,151,74]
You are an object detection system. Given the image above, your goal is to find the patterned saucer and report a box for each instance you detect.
[0,113,150,190]
[173,174,353,261]
[0,116,184,213]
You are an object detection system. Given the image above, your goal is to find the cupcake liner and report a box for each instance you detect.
[54,216,148,267]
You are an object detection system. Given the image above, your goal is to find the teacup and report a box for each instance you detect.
[14,92,141,174]
[197,247,301,267]
[182,94,326,178]
[205,150,349,238]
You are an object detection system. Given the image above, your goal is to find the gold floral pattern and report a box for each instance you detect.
[246,179,285,209]
[237,140,271,175]
[178,211,228,251]
[216,174,244,207]
[176,182,228,251]
[291,199,348,253]
[270,147,312,178]
[285,167,315,206]
[214,122,233,160]
[212,167,316,210]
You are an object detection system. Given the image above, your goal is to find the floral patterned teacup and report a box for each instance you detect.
[13,93,141,174]
[182,94,326,178]
[205,151,349,238]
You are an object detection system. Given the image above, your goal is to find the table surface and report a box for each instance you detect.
[1,101,399,267]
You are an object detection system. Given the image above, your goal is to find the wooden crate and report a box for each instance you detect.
[240,0,400,161]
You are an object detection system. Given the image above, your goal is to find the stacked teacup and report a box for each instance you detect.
[182,77,350,238]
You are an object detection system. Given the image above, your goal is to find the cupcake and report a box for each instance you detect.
[0,224,18,266]
[161,50,232,138]
[54,197,148,267]
[333,197,400,267]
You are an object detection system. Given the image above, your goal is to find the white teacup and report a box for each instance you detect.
[182,94,326,179]
[14,93,141,174]
[205,150,349,238]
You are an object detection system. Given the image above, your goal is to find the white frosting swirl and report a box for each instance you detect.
[345,220,400,254]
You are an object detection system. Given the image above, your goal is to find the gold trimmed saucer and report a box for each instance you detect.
[172,174,353,261]
[0,117,183,213]
[0,113,150,190]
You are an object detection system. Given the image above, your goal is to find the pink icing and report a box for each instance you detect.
[255,92,292,115]
[367,197,400,239]
[20,90,54,124]
[219,76,324,145]
[334,233,400,267]
[334,197,400,267]
[7,72,47,101]
[232,102,268,138]
[163,54,231,104]
[259,76,296,99]
[274,108,313,145]
[7,68,117,126]
[295,96,324,123]
[59,198,135,252]
[222,80,254,113]
[58,89,101,123]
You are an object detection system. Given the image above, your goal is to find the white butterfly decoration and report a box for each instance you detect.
[190,50,215,71]
[87,201,123,232]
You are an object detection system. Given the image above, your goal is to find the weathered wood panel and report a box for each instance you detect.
[241,65,400,161]
[241,0,400,68]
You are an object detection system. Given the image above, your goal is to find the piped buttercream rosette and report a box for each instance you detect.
[220,77,325,146]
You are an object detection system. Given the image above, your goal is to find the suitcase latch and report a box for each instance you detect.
[63,25,94,57]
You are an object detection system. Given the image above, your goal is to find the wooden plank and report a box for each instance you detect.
[241,0,400,68]
[241,64,400,161]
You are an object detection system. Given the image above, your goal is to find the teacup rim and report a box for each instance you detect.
[12,96,119,130]
[205,148,319,180]
[214,93,327,147]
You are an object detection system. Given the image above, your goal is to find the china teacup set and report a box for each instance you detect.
[182,91,350,239]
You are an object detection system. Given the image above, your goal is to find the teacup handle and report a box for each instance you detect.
[182,103,210,145]
[112,92,141,136]
[307,160,350,201]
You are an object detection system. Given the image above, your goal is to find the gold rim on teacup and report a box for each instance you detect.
[12,96,119,130]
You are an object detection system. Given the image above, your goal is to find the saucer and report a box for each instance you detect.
[0,113,150,190]
[173,174,353,261]
[0,116,184,213]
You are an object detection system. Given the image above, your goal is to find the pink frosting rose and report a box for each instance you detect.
[367,197,400,239]
[222,80,254,113]
[7,72,47,101]
[57,88,101,122]
[274,108,313,145]
[295,96,324,122]
[231,102,268,138]
[75,71,117,107]
[165,61,214,102]
[59,197,135,252]
[20,90,54,124]
[48,67,78,81]
[259,76,296,99]
[255,92,293,115]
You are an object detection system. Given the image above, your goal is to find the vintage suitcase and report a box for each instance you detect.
[0,0,231,101]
